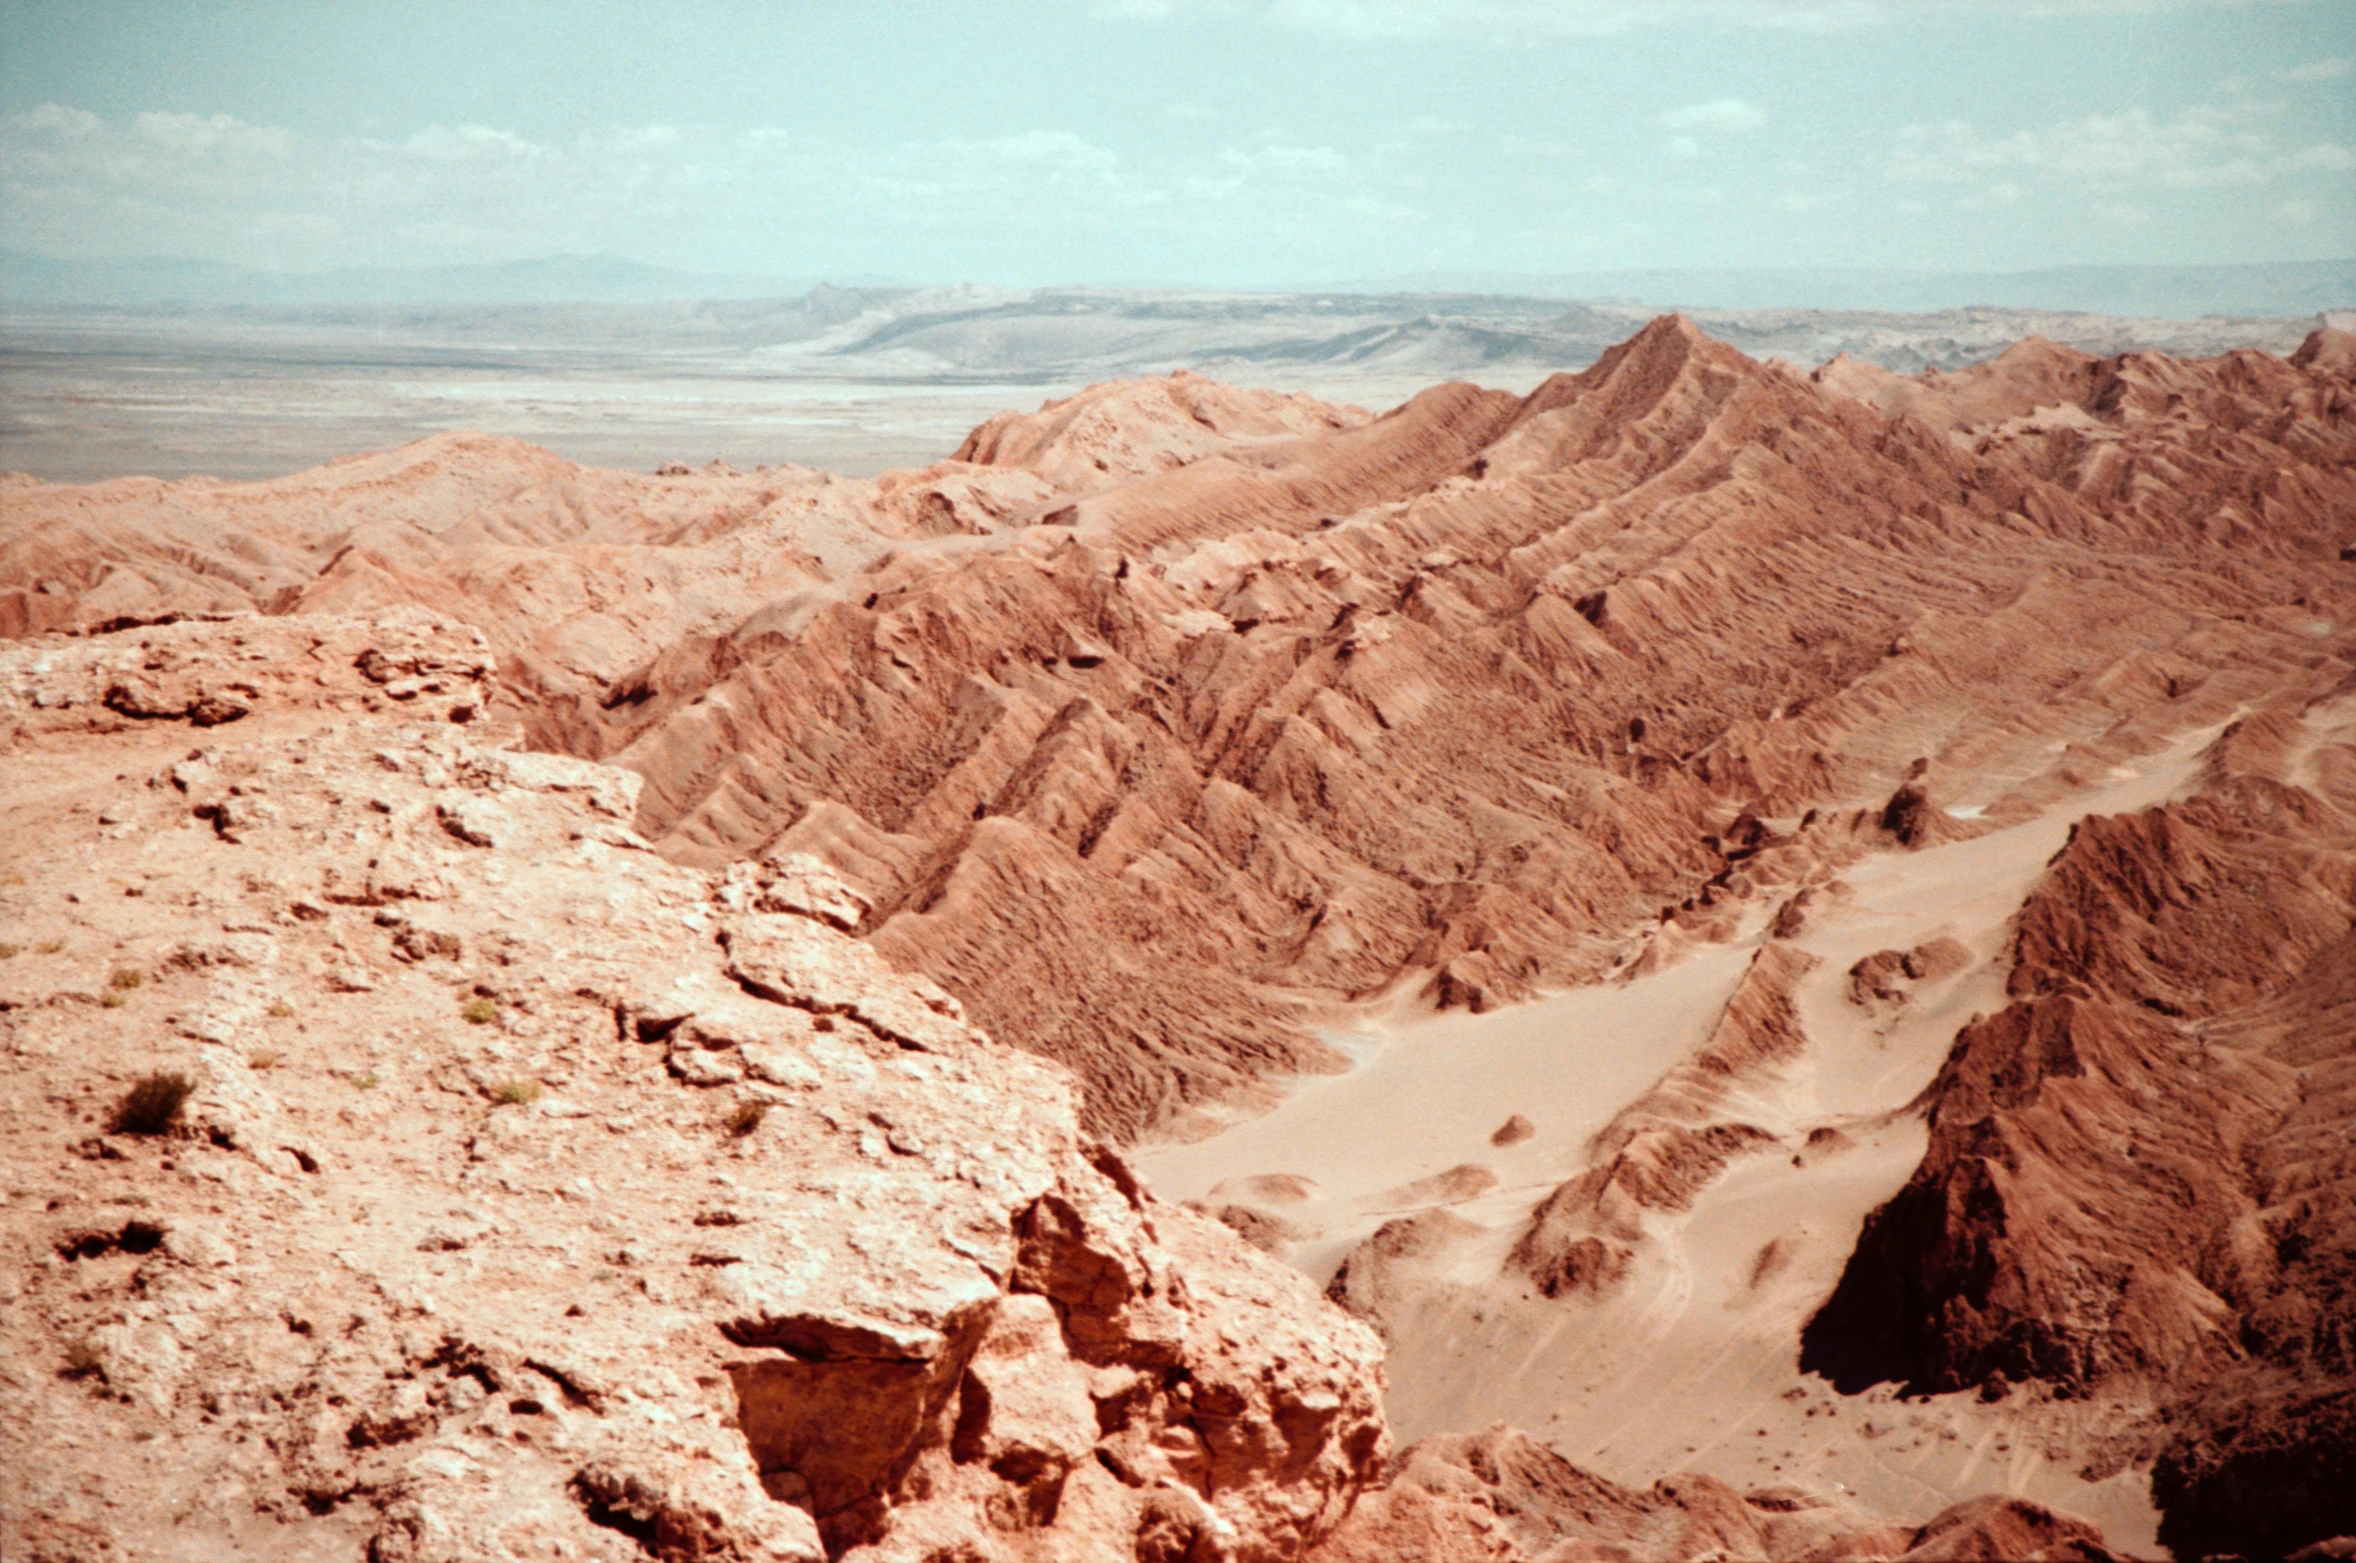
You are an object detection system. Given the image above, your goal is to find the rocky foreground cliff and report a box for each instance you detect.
[0,614,1400,1561]
[0,613,2125,1562]
[6,319,2355,1558]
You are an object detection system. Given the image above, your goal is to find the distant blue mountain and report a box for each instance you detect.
[1350,261,2356,320]
[5,249,2347,321]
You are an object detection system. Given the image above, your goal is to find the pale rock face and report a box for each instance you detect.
[953,1294,1100,1486]
[0,612,1387,1563]
[754,851,873,931]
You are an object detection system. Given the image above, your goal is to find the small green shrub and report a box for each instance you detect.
[0,943,19,959]
[37,938,64,954]
[63,1337,104,1379]
[725,1100,768,1138]
[267,1001,295,1019]
[108,969,144,991]
[100,992,126,1009]
[494,1079,543,1106]
[109,1071,194,1136]
[462,998,498,1025]
[247,1050,279,1071]
[348,1071,380,1090]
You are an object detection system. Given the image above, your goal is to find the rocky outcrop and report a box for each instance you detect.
[1848,938,1970,1017]
[0,616,1387,1563]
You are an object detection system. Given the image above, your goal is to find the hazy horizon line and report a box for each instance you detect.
[7,247,2354,288]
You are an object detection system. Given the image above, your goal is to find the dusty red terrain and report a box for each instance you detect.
[6,319,2354,1558]
[12,322,2352,1132]
[0,610,2136,1563]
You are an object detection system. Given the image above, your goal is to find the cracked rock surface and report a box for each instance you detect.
[0,613,1387,1562]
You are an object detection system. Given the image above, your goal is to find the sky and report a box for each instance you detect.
[1,0,2350,286]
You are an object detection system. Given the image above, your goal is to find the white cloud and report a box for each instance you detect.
[1889,105,2285,191]
[2278,56,2350,82]
[2290,142,2356,170]
[1666,135,1705,158]
[397,124,547,161]
[2275,198,2317,221]
[0,104,1430,274]
[16,103,100,136]
[1660,98,1766,131]
[135,111,292,157]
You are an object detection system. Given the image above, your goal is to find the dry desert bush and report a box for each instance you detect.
[107,1071,193,1136]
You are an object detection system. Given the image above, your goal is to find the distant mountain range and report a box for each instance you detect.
[2,280,2340,394]
[4,250,2350,320]
[1351,261,2356,319]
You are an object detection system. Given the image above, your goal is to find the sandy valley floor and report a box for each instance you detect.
[1140,722,2244,1554]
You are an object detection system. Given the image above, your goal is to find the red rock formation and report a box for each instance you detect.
[11,319,2351,1560]
[583,320,2353,1139]
[10,323,2353,1147]
[1804,700,2356,1556]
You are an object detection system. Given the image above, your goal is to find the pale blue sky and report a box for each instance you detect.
[3,0,2349,284]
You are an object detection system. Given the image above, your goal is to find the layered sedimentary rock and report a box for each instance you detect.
[611,321,2356,1141]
